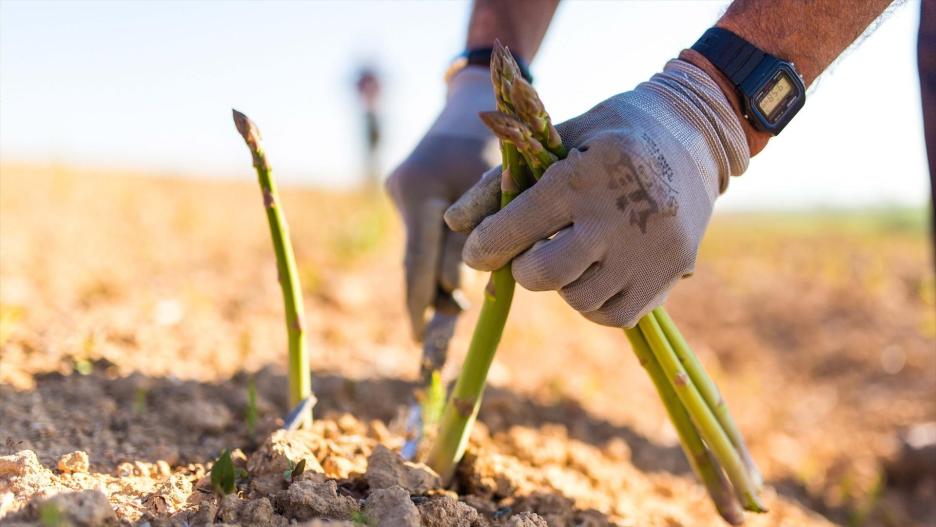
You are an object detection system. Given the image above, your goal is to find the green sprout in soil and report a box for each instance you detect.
[427,41,766,524]
[233,109,314,428]
[132,387,147,416]
[282,458,306,483]
[73,358,93,376]
[245,375,258,435]
[351,510,375,526]
[210,449,237,496]
[38,502,64,527]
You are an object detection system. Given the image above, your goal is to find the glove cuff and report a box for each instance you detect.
[644,59,750,195]
[425,66,497,141]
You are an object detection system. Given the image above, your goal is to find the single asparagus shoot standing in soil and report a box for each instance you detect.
[232,109,313,428]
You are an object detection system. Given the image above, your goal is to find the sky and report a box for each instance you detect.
[0,0,928,211]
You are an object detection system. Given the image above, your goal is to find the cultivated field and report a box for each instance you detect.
[1,164,933,526]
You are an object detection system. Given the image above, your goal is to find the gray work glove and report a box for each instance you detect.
[386,66,499,340]
[445,59,749,328]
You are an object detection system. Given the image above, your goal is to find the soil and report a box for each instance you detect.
[1,164,933,526]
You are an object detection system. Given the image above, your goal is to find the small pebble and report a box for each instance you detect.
[57,451,90,474]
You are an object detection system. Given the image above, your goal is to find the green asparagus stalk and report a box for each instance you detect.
[232,109,313,428]
[653,307,763,489]
[624,328,744,525]
[425,43,534,480]
[424,265,516,481]
[638,312,766,512]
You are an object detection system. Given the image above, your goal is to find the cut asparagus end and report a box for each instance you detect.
[637,313,764,515]
[652,307,764,491]
[624,328,745,525]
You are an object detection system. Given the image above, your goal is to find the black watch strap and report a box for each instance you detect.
[458,47,533,83]
[692,27,765,86]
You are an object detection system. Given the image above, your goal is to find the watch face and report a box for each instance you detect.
[743,61,805,134]
[757,73,794,121]
[754,69,801,126]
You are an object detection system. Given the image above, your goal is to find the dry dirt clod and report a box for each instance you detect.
[275,476,359,521]
[248,430,325,476]
[212,494,288,527]
[506,511,549,527]
[188,497,219,525]
[240,497,286,527]
[457,450,526,498]
[0,450,44,478]
[364,444,440,495]
[217,494,243,523]
[503,426,568,467]
[56,450,90,473]
[33,489,118,526]
[0,450,54,497]
[247,429,325,497]
[416,495,486,527]
[322,455,358,479]
[364,485,420,527]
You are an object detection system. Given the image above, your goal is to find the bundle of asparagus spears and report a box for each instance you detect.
[427,42,766,524]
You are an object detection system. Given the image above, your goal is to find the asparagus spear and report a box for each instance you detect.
[425,43,533,481]
[638,312,765,512]
[653,307,763,489]
[424,258,517,481]
[232,109,313,428]
[625,328,744,524]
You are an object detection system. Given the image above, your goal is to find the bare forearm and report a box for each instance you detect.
[466,0,560,62]
[718,0,895,87]
[683,0,896,155]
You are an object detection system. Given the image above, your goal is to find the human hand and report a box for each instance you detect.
[386,67,499,340]
[445,59,749,327]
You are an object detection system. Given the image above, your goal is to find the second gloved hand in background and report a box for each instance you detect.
[386,66,499,340]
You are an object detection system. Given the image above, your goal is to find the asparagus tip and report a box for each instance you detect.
[232,108,261,148]
[478,111,529,144]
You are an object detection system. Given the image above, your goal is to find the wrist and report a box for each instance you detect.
[679,49,772,157]
[426,66,497,141]
[445,47,532,84]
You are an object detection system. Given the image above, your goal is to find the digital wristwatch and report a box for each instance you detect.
[691,27,805,135]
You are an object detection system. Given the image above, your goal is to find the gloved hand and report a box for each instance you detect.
[444,59,749,328]
[386,66,499,340]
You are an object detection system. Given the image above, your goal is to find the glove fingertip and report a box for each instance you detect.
[445,167,502,233]
[461,227,503,273]
[443,204,472,233]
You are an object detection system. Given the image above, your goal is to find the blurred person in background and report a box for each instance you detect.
[387,0,932,344]
[355,66,383,187]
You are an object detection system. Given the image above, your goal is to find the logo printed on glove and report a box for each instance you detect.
[605,133,678,234]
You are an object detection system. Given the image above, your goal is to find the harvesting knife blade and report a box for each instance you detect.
[283,394,317,431]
